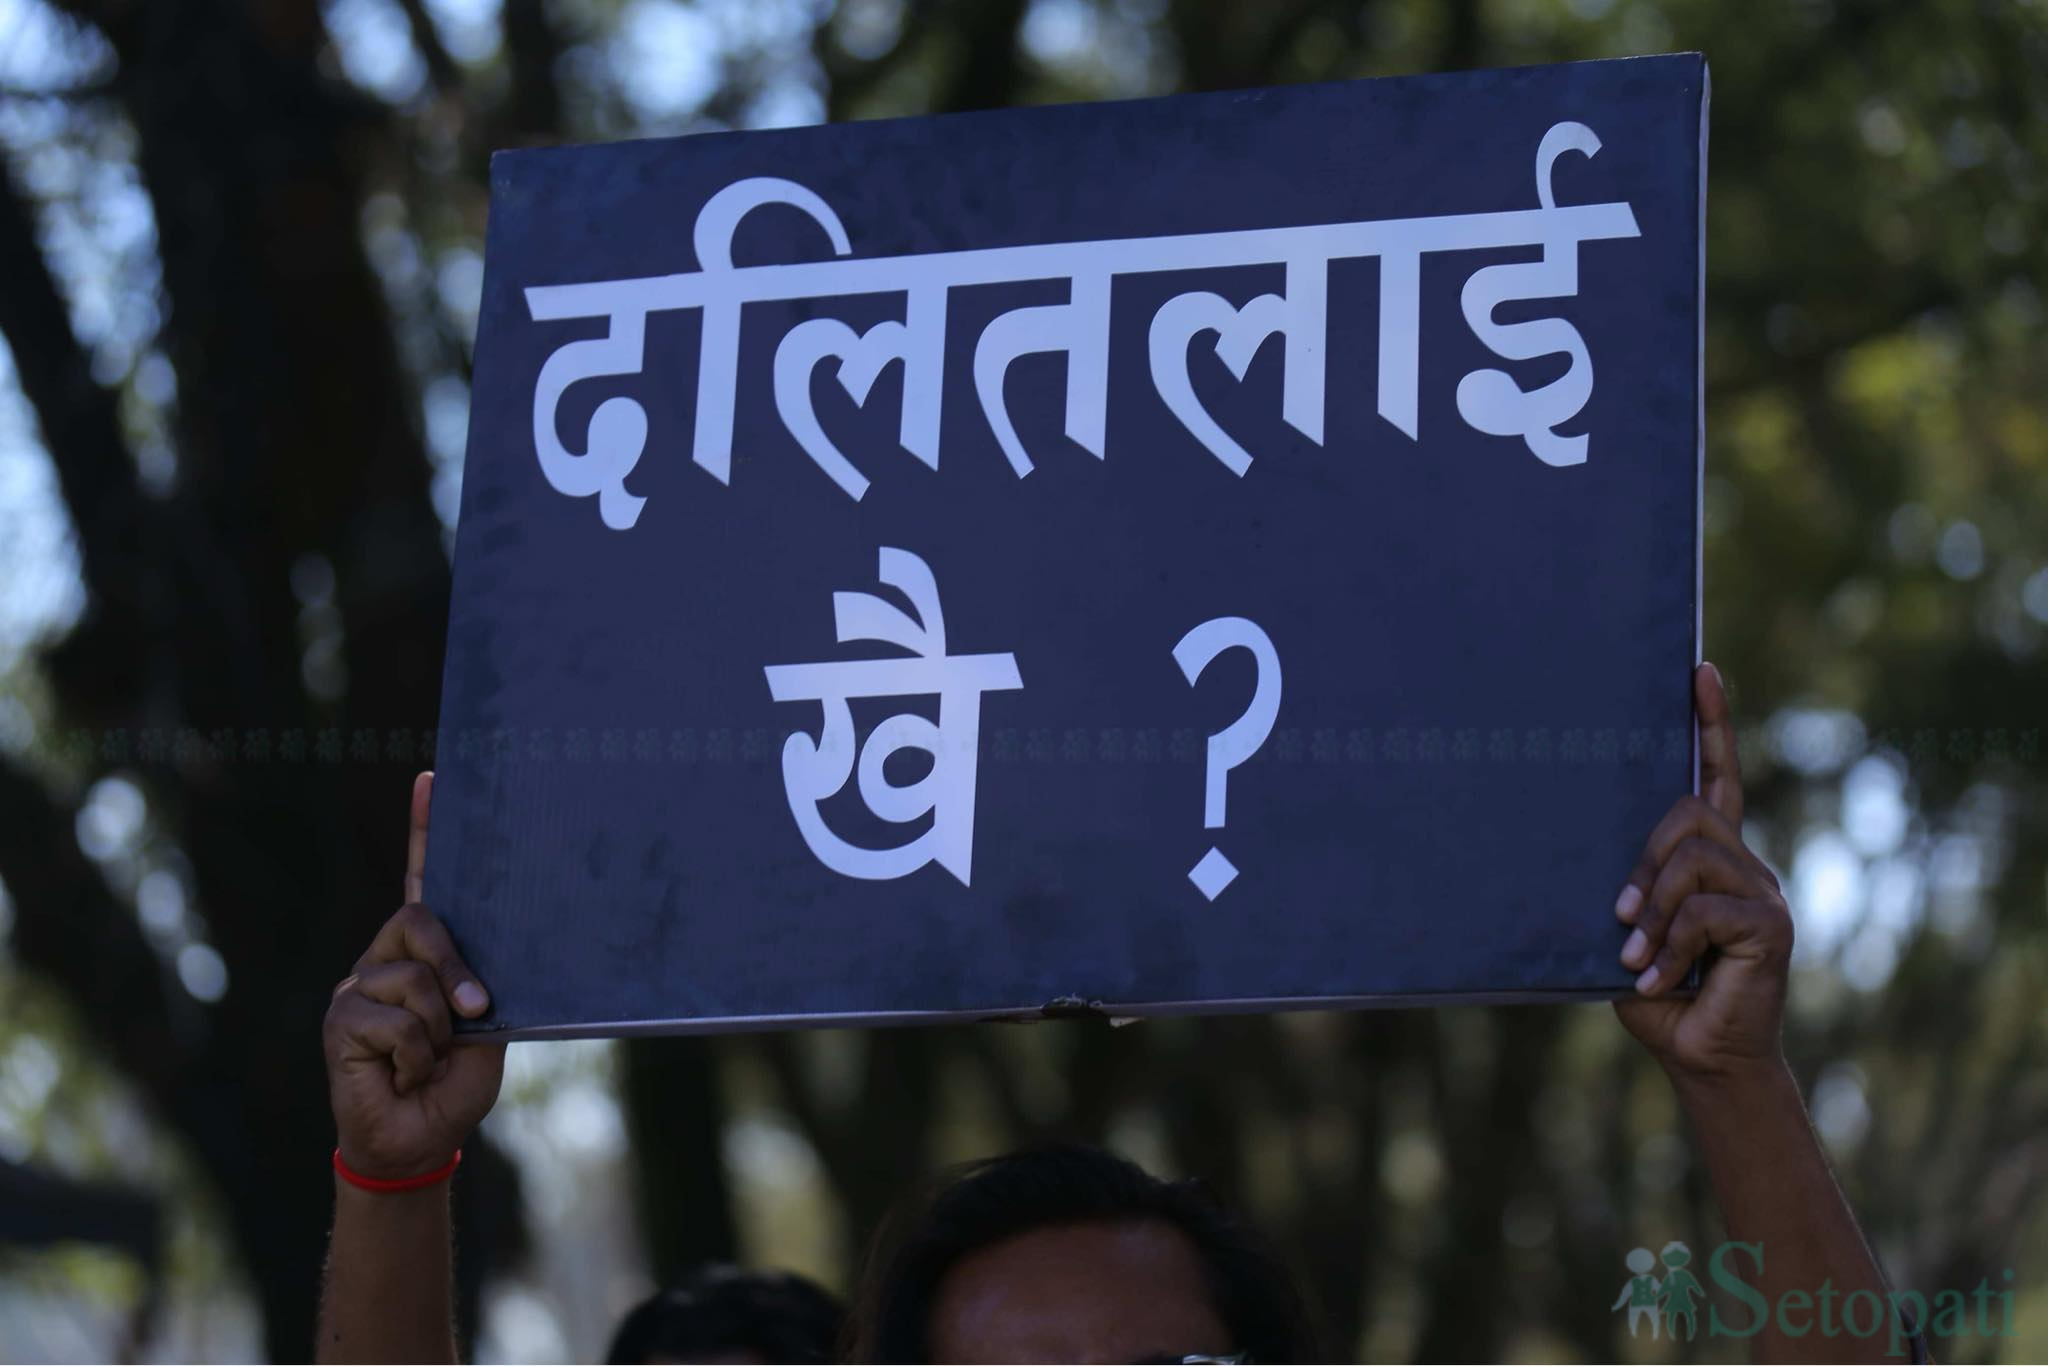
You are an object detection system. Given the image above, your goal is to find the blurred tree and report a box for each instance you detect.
[0,0,522,1354]
[0,0,2044,1360]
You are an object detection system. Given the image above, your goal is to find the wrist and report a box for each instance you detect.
[334,1138,462,1186]
[333,1169,455,1213]
[330,1160,455,1243]
[1664,1050,1800,1115]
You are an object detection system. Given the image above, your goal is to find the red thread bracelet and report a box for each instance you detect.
[333,1147,462,1192]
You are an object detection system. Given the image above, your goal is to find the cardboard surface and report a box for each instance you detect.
[429,55,1709,1036]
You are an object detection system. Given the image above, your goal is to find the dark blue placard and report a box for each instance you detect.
[430,54,1708,1036]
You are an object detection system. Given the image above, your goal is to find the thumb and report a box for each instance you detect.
[404,771,433,905]
[1695,662,1743,826]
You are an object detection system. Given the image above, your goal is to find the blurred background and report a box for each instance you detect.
[0,0,2044,1359]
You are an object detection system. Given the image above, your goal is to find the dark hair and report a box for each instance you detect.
[850,1143,1318,1362]
[604,1263,845,1364]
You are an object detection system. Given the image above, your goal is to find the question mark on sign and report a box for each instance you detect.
[1172,616,1282,901]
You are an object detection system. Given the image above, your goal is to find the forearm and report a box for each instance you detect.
[316,1179,459,1364]
[1674,1059,1900,1362]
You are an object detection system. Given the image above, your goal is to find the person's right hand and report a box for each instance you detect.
[324,772,505,1180]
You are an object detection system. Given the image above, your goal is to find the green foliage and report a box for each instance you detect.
[1,0,2044,1359]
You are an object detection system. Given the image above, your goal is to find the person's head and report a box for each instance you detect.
[1661,1240,1691,1270]
[605,1264,845,1364]
[851,1143,1317,1363]
[1626,1247,1655,1275]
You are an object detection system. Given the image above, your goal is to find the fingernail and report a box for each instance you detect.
[1615,886,1642,922]
[454,981,489,1015]
[1620,928,1648,967]
[1635,965,1660,994]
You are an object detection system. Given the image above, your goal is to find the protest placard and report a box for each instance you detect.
[428,53,1709,1035]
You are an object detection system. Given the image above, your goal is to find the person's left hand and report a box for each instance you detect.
[1613,662,1794,1081]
